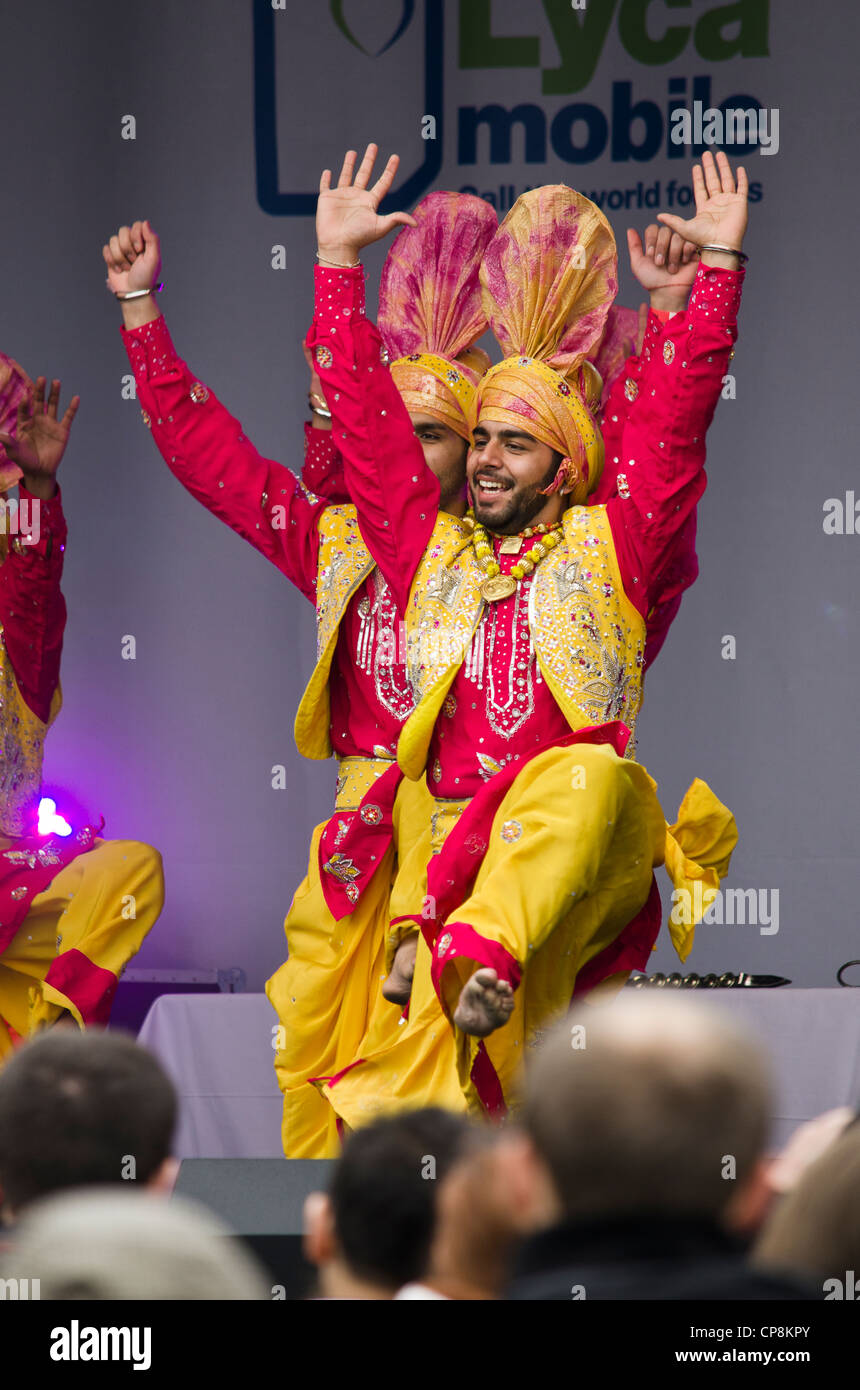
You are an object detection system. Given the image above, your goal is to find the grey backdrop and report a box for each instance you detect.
[3,0,858,989]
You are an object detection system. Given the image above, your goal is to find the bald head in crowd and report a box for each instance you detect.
[517,996,773,1231]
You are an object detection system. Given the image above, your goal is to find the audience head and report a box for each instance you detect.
[304,1107,472,1298]
[0,1029,177,1219]
[424,1130,520,1298]
[754,1119,860,1288]
[2,1188,268,1299]
[501,996,773,1234]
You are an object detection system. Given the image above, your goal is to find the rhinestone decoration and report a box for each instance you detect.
[189,382,209,403]
[140,409,152,428]
[360,803,383,826]
[437,932,453,957]
[500,819,523,843]
[662,340,675,365]
[315,345,333,369]
[623,377,638,401]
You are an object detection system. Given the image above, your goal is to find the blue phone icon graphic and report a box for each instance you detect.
[254,0,444,216]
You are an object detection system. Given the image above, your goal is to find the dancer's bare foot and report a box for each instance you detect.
[382,934,418,1005]
[453,968,515,1037]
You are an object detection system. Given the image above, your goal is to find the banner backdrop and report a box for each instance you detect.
[1,0,857,989]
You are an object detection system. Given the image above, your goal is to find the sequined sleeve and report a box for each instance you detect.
[0,484,67,723]
[605,264,744,617]
[591,346,642,505]
[301,420,349,503]
[307,266,439,616]
[121,315,328,602]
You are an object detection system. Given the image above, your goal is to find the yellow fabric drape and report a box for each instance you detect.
[0,838,164,1060]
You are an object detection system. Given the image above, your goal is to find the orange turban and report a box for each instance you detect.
[471,187,618,499]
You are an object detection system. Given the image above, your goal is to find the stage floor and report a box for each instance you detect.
[137,988,860,1159]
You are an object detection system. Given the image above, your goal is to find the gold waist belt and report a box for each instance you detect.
[430,796,470,856]
[335,754,397,812]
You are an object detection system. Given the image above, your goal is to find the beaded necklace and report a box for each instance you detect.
[471,515,564,601]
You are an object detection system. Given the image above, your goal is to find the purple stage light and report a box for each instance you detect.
[38,796,72,837]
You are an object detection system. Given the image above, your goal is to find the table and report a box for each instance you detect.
[137,989,860,1157]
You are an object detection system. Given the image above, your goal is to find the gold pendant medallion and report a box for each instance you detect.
[499,535,523,555]
[481,575,517,602]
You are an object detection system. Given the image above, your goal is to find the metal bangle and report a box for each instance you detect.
[316,252,361,269]
[115,281,164,301]
[698,244,748,263]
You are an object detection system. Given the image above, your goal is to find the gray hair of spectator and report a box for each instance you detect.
[522,995,772,1221]
[1,1189,269,1300]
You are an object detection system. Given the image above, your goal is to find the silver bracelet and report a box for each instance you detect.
[115,281,164,301]
[699,244,748,263]
[310,405,332,420]
[316,252,361,270]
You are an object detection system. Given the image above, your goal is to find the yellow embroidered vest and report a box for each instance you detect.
[293,504,375,760]
[397,506,646,779]
[0,627,62,838]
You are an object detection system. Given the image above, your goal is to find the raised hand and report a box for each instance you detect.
[0,377,80,499]
[103,220,163,328]
[628,224,699,292]
[657,151,748,259]
[102,219,162,296]
[316,144,417,264]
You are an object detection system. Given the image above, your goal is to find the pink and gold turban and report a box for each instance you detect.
[471,187,618,500]
[378,192,497,441]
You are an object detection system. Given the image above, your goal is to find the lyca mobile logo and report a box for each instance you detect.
[256,0,772,217]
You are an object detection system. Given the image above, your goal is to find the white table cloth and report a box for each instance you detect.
[137,989,860,1157]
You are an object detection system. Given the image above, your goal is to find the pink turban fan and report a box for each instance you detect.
[378,191,498,440]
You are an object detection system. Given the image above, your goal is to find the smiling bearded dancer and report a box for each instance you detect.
[306,145,746,1122]
[302,223,711,1018]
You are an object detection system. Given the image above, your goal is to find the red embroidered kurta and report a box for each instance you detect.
[300,312,693,675]
[309,262,743,800]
